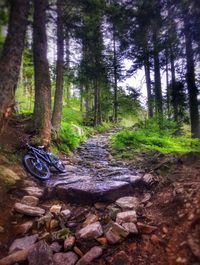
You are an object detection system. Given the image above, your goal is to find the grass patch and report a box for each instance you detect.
[111,118,200,157]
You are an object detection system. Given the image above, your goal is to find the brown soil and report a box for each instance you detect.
[96,153,200,265]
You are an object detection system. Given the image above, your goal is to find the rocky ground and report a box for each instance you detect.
[0,130,200,265]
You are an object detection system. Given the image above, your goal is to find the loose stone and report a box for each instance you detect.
[50,204,62,214]
[122,222,138,234]
[64,236,75,251]
[116,210,137,224]
[28,240,54,265]
[107,205,121,219]
[49,219,59,230]
[76,246,103,265]
[9,235,38,254]
[16,221,33,235]
[115,196,139,210]
[60,209,71,221]
[83,213,99,225]
[14,203,45,217]
[107,222,129,238]
[24,187,44,198]
[142,174,155,185]
[37,213,53,229]
[50,242,62,253]
[76,222,103,239]
[53,252,78,265]
[21,196,39,207]
[105,230,121,244]
[0,246,34,265]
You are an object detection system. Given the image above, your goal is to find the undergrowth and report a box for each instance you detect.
[111,118,200,157]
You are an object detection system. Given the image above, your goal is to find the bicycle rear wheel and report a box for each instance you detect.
[23,154,50,180]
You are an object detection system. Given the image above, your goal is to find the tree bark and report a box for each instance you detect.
[143,33,153,118]
[153,28,163,117]
[165,48,170,118]
[65,33,70,106]
[113,26,118,123]
[33,0,51,146]
[184,15,200,138]
[0,0,30,132]
[52,0,64,131]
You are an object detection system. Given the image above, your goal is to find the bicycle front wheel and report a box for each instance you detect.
[23,154,50,180]
[48,154,66,173]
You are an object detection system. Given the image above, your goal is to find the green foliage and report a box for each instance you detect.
[111,118,200,155]
[53,122,84,153]
[95,122,113,132]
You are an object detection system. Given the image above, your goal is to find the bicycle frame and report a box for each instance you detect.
[27,144,52,165]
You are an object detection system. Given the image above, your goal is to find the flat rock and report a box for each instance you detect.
[21,196,39,206]
[28,240,54,265]
[49,180,134,203]
[76,222,103,239]
[115,196,139,210]
[53,252,78,265]
[14,203,45,217]
[76,246,103,265]
[24,187,44,198]
[116,210,137,224]
[9,235,38,254]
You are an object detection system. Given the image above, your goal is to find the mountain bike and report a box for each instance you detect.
[23,144,66,180]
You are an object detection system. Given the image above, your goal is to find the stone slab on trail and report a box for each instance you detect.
[45,132,150,203]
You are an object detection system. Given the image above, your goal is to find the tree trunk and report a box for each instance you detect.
[184,15,200,138]
[33,0,51,146]
[52,0,64,131]
[113,26,118,123]
[143,33,153,118]
[94,80,98,126]
[165,48,170,118]
[65,33,70,106]
[97,80,102,124]
[169,44,179,122]
[153,28,163,117]
[0,0,30,132]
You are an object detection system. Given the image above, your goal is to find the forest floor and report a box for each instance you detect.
[0,125,200,265]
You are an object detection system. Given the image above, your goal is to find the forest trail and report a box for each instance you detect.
[46,130,153,202]
[0,130,200,265]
